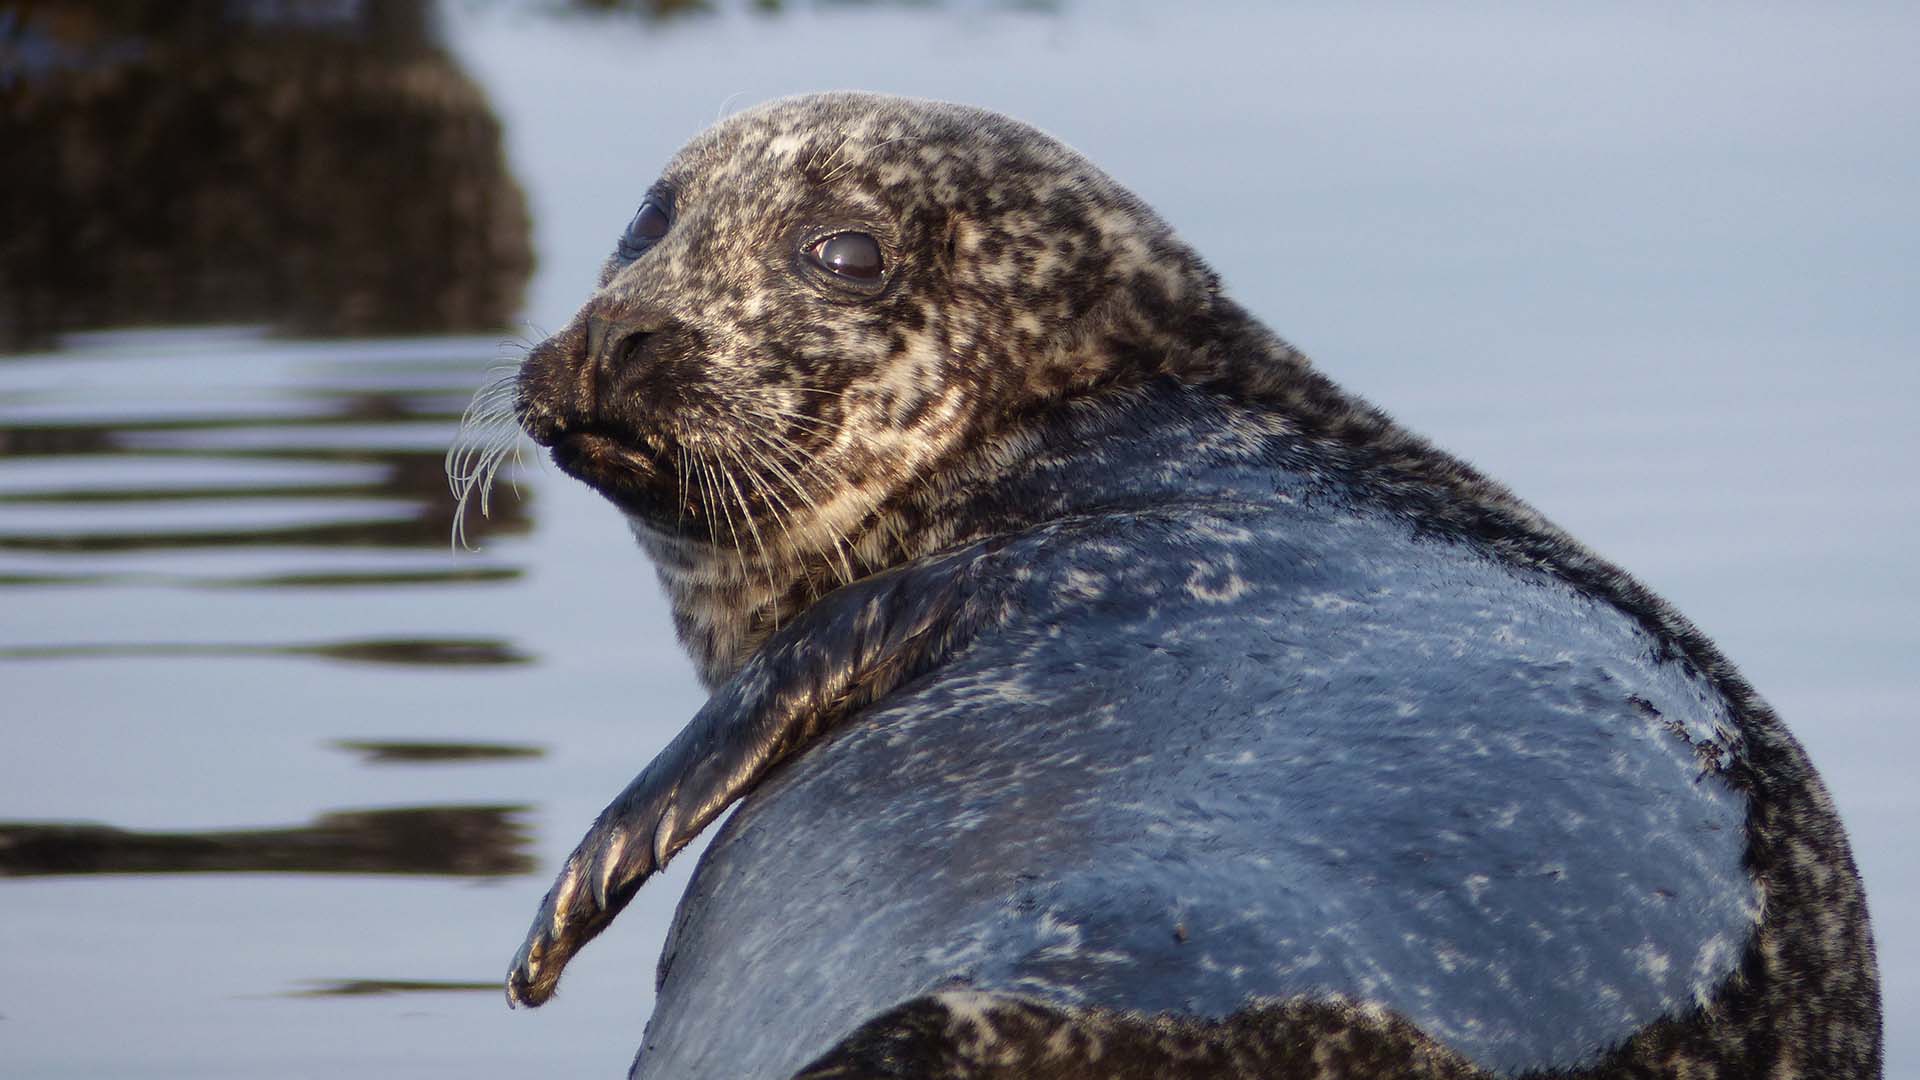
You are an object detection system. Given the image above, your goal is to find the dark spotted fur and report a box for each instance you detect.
[472,93,1880,1078]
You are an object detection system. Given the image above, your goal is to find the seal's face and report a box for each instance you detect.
[476,92,1241,682]
[513,93,1216,569]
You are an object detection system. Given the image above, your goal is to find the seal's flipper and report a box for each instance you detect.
[507,543,1012,1007]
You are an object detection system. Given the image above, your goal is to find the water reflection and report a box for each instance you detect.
[0,565,523,589]
[0,329,545,886]
[334,739,546,764]
[0,636,530,666]
[0,0,532,348]
[0,331,531,589]
[0,805,535,878]
[288,978,500,998]
[0,0,555,1029]
[552,0,1062,21]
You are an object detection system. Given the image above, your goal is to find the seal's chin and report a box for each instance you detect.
[548,427,686,521]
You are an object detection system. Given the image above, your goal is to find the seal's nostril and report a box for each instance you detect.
[580,314,657,417]
[614,330,653,367]
[586,315,658,371]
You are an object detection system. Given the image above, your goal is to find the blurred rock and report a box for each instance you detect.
[0,0,534,348]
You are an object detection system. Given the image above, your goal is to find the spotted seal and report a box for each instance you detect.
[452,92,1881,1078]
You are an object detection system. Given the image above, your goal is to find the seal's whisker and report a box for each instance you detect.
[776,412,921,561]
[739,414,823,476]
[753,425,835,483]
[468,381,515,406]
[713,455,759,592]
[503,435,530,501]
[689,448,722,562]
[698,452,753,591]
[810,132,854,178]
[741,403,840,441]
[454,407,517,455]
[478,432,522,516]
[508,321,550,351]
[753,417,835,447]
[447,411,516,492]
[730,414,857,581]
[676,442,691,537]
[753,407,842,432]
[748,404,837,433]
[738,443,813,606]
[747,421,831,485]
[450,433,516,550]
[759,384,850,400]
[820,135,925,186]
[746,425,861,587]
[730,436,803,545]
[695,441,718,534]
[731,434,822,601]
[715,441,782,619]
[447,369,529,551]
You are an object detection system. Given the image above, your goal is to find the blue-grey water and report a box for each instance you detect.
[2,3,1915,1077]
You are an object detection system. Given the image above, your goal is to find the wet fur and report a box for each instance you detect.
[466,93,1880,1077]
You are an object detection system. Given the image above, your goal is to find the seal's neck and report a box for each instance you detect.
[633,367,1298,691]
[636,301,1329,690]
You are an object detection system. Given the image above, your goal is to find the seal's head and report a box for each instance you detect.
[458,92,1293,683]
[519,93,1237,543]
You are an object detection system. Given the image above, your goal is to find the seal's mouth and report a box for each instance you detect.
[543,421,685,517]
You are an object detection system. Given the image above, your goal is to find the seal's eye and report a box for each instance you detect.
[807,232,884,281]
[619,201,671,259]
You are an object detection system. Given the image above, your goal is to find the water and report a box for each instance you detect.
[0,328,693,1076]
[3,2,1915,1076]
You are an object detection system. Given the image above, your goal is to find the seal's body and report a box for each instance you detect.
[631,390,1762,1079]
[457,93,1880,1078]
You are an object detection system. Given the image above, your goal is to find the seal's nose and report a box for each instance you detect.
[583,314,657,413]
[517,309,670,447]
[586,315,654,373]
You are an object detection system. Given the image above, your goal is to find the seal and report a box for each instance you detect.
[452,92,1881,1078]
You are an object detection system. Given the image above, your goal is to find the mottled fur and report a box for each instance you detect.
[475,93,1880,1077]
[795,991,1482,1079]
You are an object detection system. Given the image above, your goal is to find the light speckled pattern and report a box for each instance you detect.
[476,93,1880,1078]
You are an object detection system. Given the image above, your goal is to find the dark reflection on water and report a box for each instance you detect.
[0,339,532,584]
[0,339,543,893]
[0,0,533,349]
[287,979,500,998]
[0,505,516,553]
[0,374,530,560]
[0,566,522,588]
[0,636,531,666]
[553,0,1061,22]
[0,806,535,878]
[335,739,547,764]
[0,0,554,952]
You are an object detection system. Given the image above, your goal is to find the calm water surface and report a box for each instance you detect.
[3,3,1915,1077]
